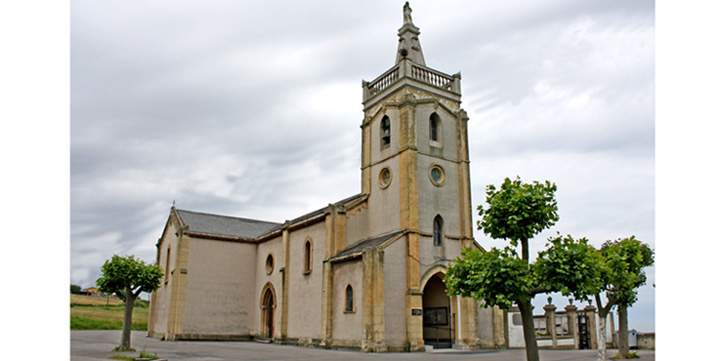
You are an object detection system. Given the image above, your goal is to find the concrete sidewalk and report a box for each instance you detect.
[71,331,655,361]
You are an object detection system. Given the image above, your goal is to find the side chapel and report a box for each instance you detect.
[148,2,506,351]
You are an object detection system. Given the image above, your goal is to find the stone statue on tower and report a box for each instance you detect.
[403,2,413,25]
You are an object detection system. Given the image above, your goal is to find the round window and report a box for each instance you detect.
[429,165,445,186]
[378,167,392,189]
[265,254,274,275]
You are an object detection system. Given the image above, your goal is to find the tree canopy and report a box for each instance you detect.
[477,177,559,247]
[448,234,605,309]
[70,284,83,294]
[447,247,533,309]
[97,255,163,301]
[598,236,654,307]
[535,234,604,301]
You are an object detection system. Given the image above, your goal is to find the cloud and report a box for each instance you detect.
[72,0,654,331]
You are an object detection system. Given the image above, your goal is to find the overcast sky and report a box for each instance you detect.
[71,0,654,331]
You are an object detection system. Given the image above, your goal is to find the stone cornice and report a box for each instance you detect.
[362,79,460,112]
[362,93,460,128]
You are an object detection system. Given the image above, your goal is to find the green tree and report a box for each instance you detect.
[535,236,608,360]
[447,177,559,361]
[594,237,654,359]
[534,235,604,301]
[96,255,163,351]
[70,284,83,294]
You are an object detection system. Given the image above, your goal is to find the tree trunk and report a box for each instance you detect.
[517,298,540,361]
[120,293,135,351]
[597,312,608,361]
[520,238,530,263]
[517,237,539,361]
[618,304,629,357]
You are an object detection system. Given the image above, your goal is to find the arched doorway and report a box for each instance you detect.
[260,286,275,338]
[422,273,452,348]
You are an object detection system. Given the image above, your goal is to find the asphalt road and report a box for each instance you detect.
[71,331,656,361]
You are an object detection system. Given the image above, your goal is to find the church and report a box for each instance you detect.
[148,3,506,352]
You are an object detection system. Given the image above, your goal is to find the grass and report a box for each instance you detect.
[71,294,123,306]
[139,351,159,360]
[70,294,149,330]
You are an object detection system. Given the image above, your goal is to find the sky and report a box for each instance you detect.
[71,0,655,331]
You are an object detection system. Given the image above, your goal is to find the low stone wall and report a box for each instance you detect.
[637,332,655,350]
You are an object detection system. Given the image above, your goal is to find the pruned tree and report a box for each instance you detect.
[534,235,607,359]
[96,255,163,351]
[447,177,558,361]
[595,237,654,359]
[592,288,616,361]
[534,235,604,301]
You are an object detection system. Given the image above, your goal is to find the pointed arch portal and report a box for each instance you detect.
[259,283,276,339]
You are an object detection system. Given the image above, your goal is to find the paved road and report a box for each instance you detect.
[71,331,655,361]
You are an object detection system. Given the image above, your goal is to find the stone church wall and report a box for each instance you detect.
[150,221,178,337]
[345,202,369,247]
[287,222,325,340]
[331,259,364,346]
[364,108,403,237]
[474,303,497,347]
[414,103,459,159]
[181,237,257,337]
[367,156,401,236]
[370,108,401,165]
[382,238,407,348]
[416,154,461,237]
[255,235,284,336]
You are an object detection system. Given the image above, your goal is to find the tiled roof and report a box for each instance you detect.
[256,193,368,237]
[331,229,406,260]
[174,193,367,241]
[288,193,366,224]
[175,209,280,239]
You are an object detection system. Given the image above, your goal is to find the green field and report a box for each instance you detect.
[70,294,149,330]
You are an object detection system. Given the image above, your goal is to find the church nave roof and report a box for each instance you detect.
[175,208,280,240]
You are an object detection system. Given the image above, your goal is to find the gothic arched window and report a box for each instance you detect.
[265,254,274,275]
[164,247,171,283]
[433,215,444,246]
[380,116,391,147]
[304,240,312,274]
[430,112,441,143]
[345,285,354,312]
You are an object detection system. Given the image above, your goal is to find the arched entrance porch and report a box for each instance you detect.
[422,272,453,349]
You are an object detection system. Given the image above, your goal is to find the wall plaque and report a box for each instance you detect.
[411,308,423,316]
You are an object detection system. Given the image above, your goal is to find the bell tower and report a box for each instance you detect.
[359,2,475,350]
[360,2,472,244]
[361,3,474,350]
